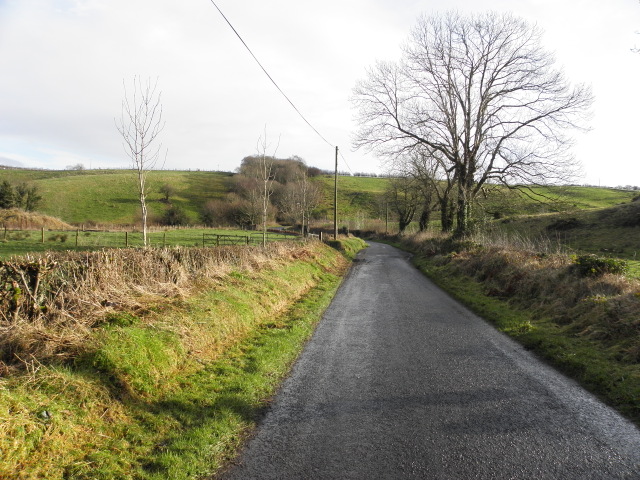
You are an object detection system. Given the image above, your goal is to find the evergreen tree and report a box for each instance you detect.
[0,180,15,209]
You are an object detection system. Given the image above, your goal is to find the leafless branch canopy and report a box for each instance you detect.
[115,76,165,245]
[116,76,165,172]
[352,12,593,233]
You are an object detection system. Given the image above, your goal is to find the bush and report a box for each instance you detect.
[161,206,189,226]
[571,254,628,277]
[47,233,68,243]
[546,217,582,231]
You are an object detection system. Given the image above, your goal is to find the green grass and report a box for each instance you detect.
[473,185,636,218]
[0,169,233,225]
[0,239,364,479]
[489,198,640,274]
[626,260,640,279]
[314,175,388,219]
[0,228,299,260]
[2,167,636,228]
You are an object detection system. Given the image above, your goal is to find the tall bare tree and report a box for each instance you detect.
[116,76,165,246]
[352,11,593,236]
[254,130,279,246]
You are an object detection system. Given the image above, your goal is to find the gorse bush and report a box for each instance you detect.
[571,254,628,277]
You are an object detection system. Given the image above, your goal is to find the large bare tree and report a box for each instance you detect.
[116,76,165,246]
[352,11,593,235]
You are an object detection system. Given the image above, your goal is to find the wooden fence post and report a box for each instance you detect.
[76,229,79,247]
[125,231,129,247]
[202,233,206,248]
[41,227,45,244]
[163,232,166,248]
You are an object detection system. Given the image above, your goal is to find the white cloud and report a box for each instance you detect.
[0,0,638,186]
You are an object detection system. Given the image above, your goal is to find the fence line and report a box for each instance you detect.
[0,227,309,257]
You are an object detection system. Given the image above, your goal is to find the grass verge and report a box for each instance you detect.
[0,238,366,479]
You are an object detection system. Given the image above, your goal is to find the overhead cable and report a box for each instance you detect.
[208,0,335,150]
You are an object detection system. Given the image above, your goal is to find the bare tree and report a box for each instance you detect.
[116,76,165,246]
[385,175,421,234]
[159,183,175,203]
[411,149,457,232]
[273,161,322,234]
[255,130,279,246]
[297,169,322,235]
[352,11,593,236]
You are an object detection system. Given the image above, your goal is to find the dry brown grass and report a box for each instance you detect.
[397,231,640,363]
[0,241,324,369]
[0,208,73,230]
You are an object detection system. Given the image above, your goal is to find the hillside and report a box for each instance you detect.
[0,169,233,225]
[494,197,640,260]
[0,167,636,229]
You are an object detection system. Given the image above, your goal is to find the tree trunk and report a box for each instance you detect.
[138,170,148,247]
[418,208,430,232]
[440,197,454,233]
[418,190,434,232]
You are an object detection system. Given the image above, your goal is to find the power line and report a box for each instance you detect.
[208,0,335,150]
[339,151,354,175]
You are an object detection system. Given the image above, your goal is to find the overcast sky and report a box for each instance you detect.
[0,0,638,187]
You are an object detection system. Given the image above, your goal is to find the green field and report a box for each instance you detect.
[0,169,233,225]
[315,175,389,218]
[1,167,638,263]
[1,168,635,226]
[0,228,300,260]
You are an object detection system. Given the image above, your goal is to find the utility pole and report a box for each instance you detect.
[334,146,338,239]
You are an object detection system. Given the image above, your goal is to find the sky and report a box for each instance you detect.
[0,0,638,187]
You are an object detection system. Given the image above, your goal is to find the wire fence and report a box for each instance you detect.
[0,227,309,259]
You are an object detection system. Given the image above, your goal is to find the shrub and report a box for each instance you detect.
[546,217,582,231]
[161,206,189,226]
[47,233,68,242]
[571,254,628,277]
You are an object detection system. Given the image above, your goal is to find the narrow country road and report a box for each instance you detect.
[220,242,640,479]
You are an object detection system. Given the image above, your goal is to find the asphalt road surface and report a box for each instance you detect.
[220,242,640,479]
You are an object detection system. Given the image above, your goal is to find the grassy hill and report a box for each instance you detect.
[0,167,636,230]
[475,185,636,218]
[0,169,233,225]
[495,198,640,260]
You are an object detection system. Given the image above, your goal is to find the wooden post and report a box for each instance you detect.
[334,146,338,240]
[202,233,206,248]
[41,227,45,244]
[125,231,129,247]
[320,231,323,243]
[76,229,79,247]
[246,235,250,245]
[163,232,166,248]
[216,234,220,247]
